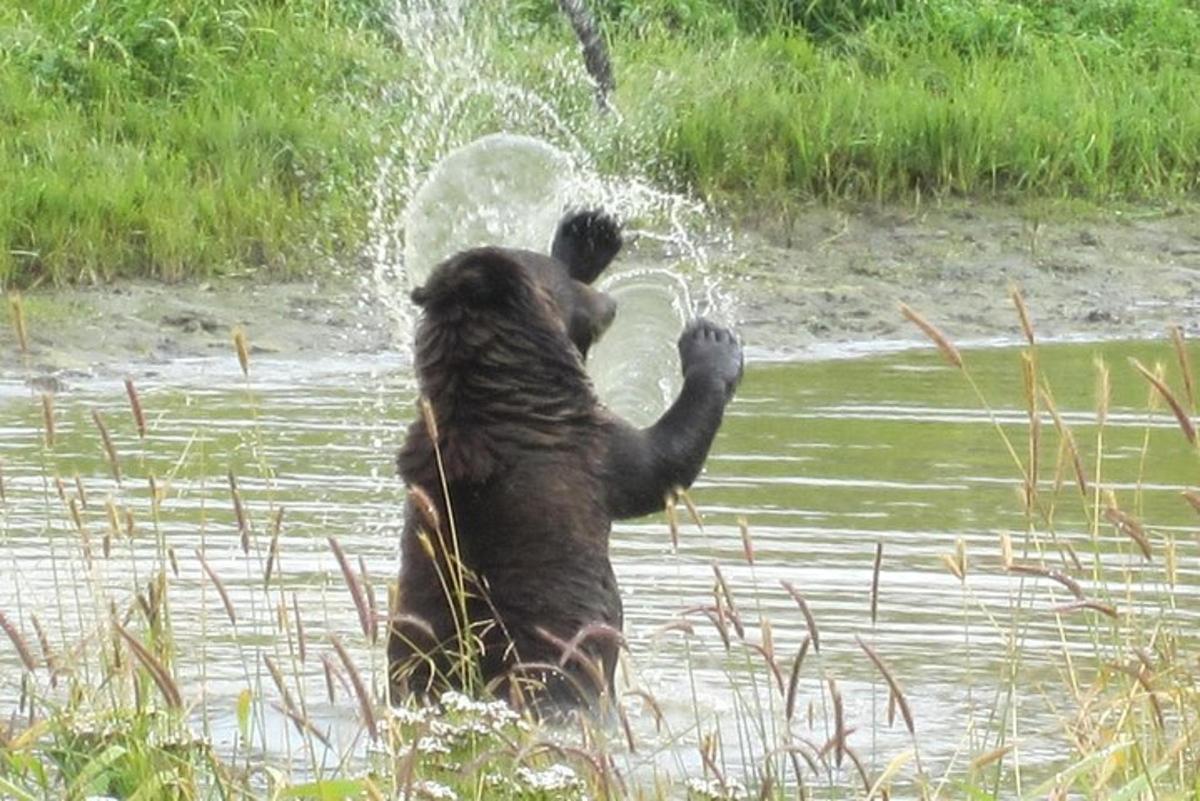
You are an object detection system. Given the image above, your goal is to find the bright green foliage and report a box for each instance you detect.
[594,0,1200,203]
[0,0,401,286]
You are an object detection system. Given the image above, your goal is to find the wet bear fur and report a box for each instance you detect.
[388,210,743,712]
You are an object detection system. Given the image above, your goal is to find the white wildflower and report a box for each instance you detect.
[413,779,458,800]
[515,764,582,792]
[416,736,451,755]
[685,776,751,800]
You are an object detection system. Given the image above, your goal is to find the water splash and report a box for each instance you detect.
[369,1,735,422]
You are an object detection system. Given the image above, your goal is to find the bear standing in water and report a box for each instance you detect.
[388,211,742,711]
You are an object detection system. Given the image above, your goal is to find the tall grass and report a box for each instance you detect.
[597,2,1200,205]
[0,0,402,287]
[4,288,1200,797]
[4,0,1200,287]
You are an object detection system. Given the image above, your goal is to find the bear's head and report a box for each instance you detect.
[411,247,617,362]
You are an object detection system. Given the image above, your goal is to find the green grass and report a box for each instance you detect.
[586,0,1200,205]
[0,0,402,287]
[3,0,1200,287]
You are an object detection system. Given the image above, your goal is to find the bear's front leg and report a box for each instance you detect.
[602,318,743,519]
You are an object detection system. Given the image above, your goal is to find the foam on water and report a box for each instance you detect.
[368,1,734,423]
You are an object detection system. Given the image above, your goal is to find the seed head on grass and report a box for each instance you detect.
[196,548,237,625]
[870,542,883,624]
[328,537,374,641]
[785,636,811,722]
[124,377,147,438]
[40,393,55,448]
[330,634,378,740]
[292,593,307,664]
[1103,504,1152,561]
[856,636,916,737]
[899,302,962,369]
[228,472,251,552]
[780,581,820,653]
[737,516,754,564]
[92,409,121,485]
[1041,387,1089,496]
[1131,358,1196,445]
[1010,285,1036,347]
[0,612,37,673]
[1169,325,1194,410]
[115,623,182,709]
[232,326,250,377]
[8,293,28,353]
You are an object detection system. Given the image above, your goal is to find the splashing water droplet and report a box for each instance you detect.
[368,1,736,422]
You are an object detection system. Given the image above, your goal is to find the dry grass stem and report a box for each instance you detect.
[1169,325,1195,410]
[827,677,847,766]
[1054,600,1118,619]
[115,623,182,709]
[780,581,821,652]
[40,393,55,448]
[1131,358,1197,444]
[1095,358,1110,430]
[321,654,338,703]
[124,377,147,438]
[407,485,441,534]
[855,636,916,737]
[292,592,307,664]
[1182,490,1200,516]
[785,636,811,722]
[232,327,250,377]
[0,612,37,673]
[711,563,743,639]
[227,472,251,552]
[737,516,754,564]
[1006,563,1085,600]
[899,302,962,369]
[270,700,332,749]
[328,537,374,641]
[91,410,122,484]
[8,293,28,353]
[1010,285,1036,346]
[1103,506,1152,560]
[358,555,379,645]
[263,653,298,713]
[195,549,237,625]
[970,744,1016,771]
[870,542,883,624]
[29,614,56,676]
[330,634,378,740]
[1041,387,1089,495]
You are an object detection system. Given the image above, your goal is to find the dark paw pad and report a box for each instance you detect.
[551,209,623,285]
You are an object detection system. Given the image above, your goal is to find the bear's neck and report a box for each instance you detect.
[414,316,597,433]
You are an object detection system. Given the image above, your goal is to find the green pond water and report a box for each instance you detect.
[0,338,1196,793]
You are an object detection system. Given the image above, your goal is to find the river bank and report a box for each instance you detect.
[2,202,1198,386]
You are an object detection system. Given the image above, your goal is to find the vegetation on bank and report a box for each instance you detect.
[4,0,1200,287]
[0,1,402,287]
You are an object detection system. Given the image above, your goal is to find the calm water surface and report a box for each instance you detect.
[1,339,1196,792]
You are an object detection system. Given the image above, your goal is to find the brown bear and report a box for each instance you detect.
[388,210,743,712]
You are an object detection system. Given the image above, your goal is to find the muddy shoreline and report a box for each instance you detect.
[3,202,1198,384]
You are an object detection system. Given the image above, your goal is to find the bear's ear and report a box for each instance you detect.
[551,209,622,285]
[412,248,531,309]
